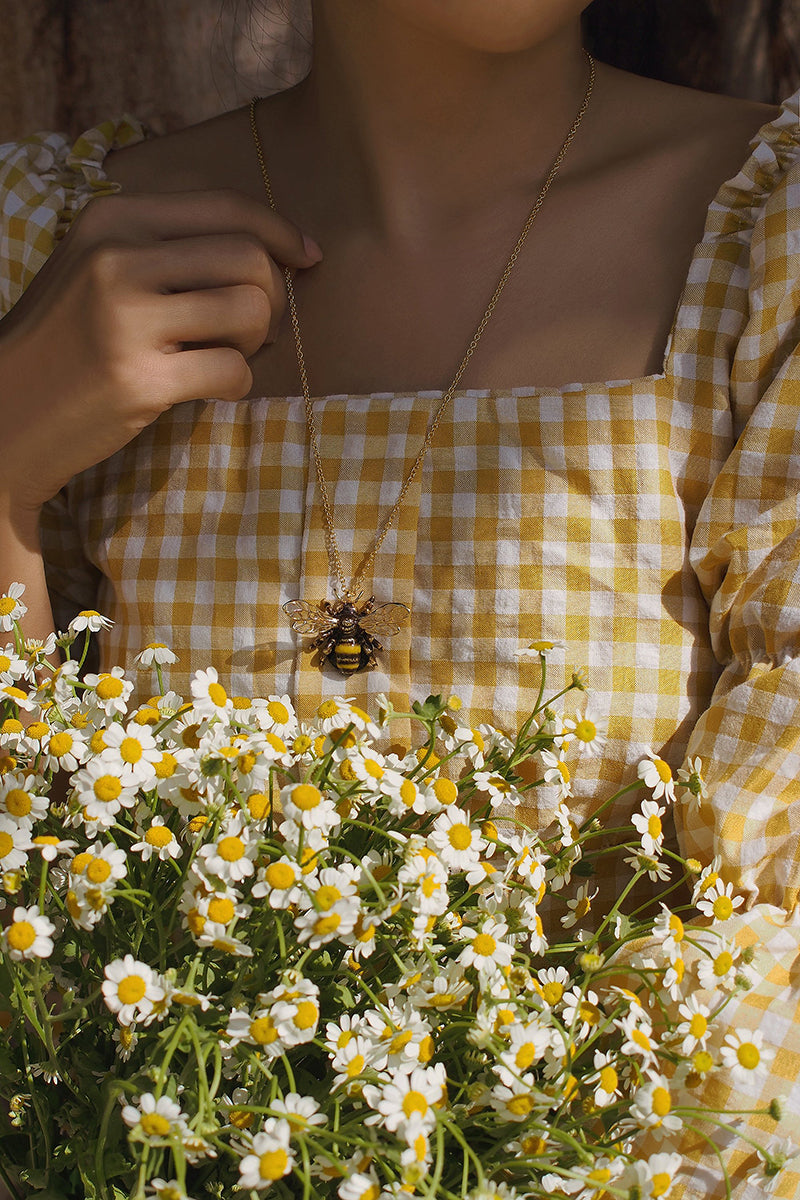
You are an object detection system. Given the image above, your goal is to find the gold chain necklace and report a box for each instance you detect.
[248,51,595,675]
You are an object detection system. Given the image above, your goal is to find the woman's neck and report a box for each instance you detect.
[278,3,591,243]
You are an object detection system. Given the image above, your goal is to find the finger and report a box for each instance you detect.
[73,187,323,270]
[163,345,253,405]
[155,285,274,358]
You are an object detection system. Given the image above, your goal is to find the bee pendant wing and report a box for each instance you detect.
[283,599,340,636]
[357,602,411,639]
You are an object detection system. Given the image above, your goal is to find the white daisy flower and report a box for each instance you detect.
[99,721,160,785]
[102,956,166,1026]
[0,816,33,870]
[121,1092,189,1143]
[37,726,89,774]
[82,668,134,717]
[268,1092,327,1132]
[539,750,572,799]
[617,1009,659,1066]
[0,773,49,827]
[458,917,515,973]
[0,643,27,684]
[695,936,741,991]
[112,1024,139,1062]
[196,815,258,883]
[651,904,685,959]
[637,751,676,803]
[134,642,179,667]
[330,1033,374,1093]
[131,817,182,863]
[31,834,79,863]
[471,770,523,809]
[720,1028,775,1086]
[695,879,745,924]
[627,1153,683,1199]
[2,903,55,960]
[427,808,486,870]
[561,883,598,929]
[677,755,707,809]
[514,638,566,659]
[630,1073,682,1136]
[339,1171,383,1200]
[237,1120,295,1189]
[68,610,114,635]
[674,996,712,1055]
[252,856,304,908]
[280,781,341,834]
[562,705,608,758]
[71,759,139,822]
[362,1063,447,1135]
[0,583,27,631]
[70,842,128,890]
[624,848,671,882]
[189,667,232,720]
[561,987,603,1040]
[589,1051,621,1107]
[631,799,667,855]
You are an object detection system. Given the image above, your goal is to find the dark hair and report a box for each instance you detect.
[581,0,800,102]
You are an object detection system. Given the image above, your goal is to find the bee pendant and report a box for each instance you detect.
[283,596,410,675]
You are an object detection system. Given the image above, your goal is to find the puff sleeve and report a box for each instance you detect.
[669,94,800,1199]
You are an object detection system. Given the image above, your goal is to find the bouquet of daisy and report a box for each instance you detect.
[0,584,788,1200]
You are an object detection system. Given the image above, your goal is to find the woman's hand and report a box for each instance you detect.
[0,187,322,518]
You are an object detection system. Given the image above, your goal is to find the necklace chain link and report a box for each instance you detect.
[249,51,595,602]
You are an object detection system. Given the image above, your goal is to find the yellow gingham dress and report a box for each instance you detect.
[2,94,800,1196]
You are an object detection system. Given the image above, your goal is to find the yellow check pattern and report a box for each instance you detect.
[2,92,800,1197]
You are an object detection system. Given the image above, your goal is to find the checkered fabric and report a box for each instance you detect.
[2,91,800,1197]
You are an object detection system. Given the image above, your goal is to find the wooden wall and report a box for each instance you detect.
[0,0,798,144]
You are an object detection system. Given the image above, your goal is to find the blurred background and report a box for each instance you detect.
[0,0,799,142]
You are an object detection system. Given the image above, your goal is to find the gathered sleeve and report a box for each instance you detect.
[668,95,800,1200]
[0,116,147,632]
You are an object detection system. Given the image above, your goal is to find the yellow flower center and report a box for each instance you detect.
[250,1016,279,1044]
[304,876,338,910]
[265,862,296,890]
[93,776,122,803]
[689,1013,707,1038]
[208,682,228,707]
[579,1001,600,1026]
[264,732,287,754]
[293,734,313,754]
[507,1093,534,1116]
[291,784,322,811]
[736,1042,760,1070]
[472,933,496,957]
[247,792,270,819]
[432,777,458,805]
[448,823,472,851]
[693,1050,713,1073]
[0,598,16,616]
[96,676,124,700]
[5,788,31,818]
[647,814,662,838]
[651,1173,673,1198]
[217,835,245,862]
[145,825,173,848]
[515,1042,537,1070]
[119,737,143,764]
[599,1065,618,1094]
[259,1149,289,1182]
[713,951,733,976]
[117,975,147,1005]
[8,920,36,951]
[48,732,73,757]
[293,1000,318,1030]
[402,1091,429,1119]
[346,1053,365,1077]
[364,758,383,779]
[140,1112,171,1137]
[652,1086,671,1118]
[317,700,340,719]
[400,779,418,807]
[86,859,111,883]
[267,700,290,723]
[669,914,684,940]
[653,758,672,782]
[26,721,49,741]
[315,913,341,936]
[632,1028,652,1051]
[207,896,235,923]
[712,895,734,920]
[574,719,597,743]
[541,981,564,1006]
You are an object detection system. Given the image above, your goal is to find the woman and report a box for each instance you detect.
[1,2,799,1195]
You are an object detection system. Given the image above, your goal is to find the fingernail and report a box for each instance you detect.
[303,233,323,262]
